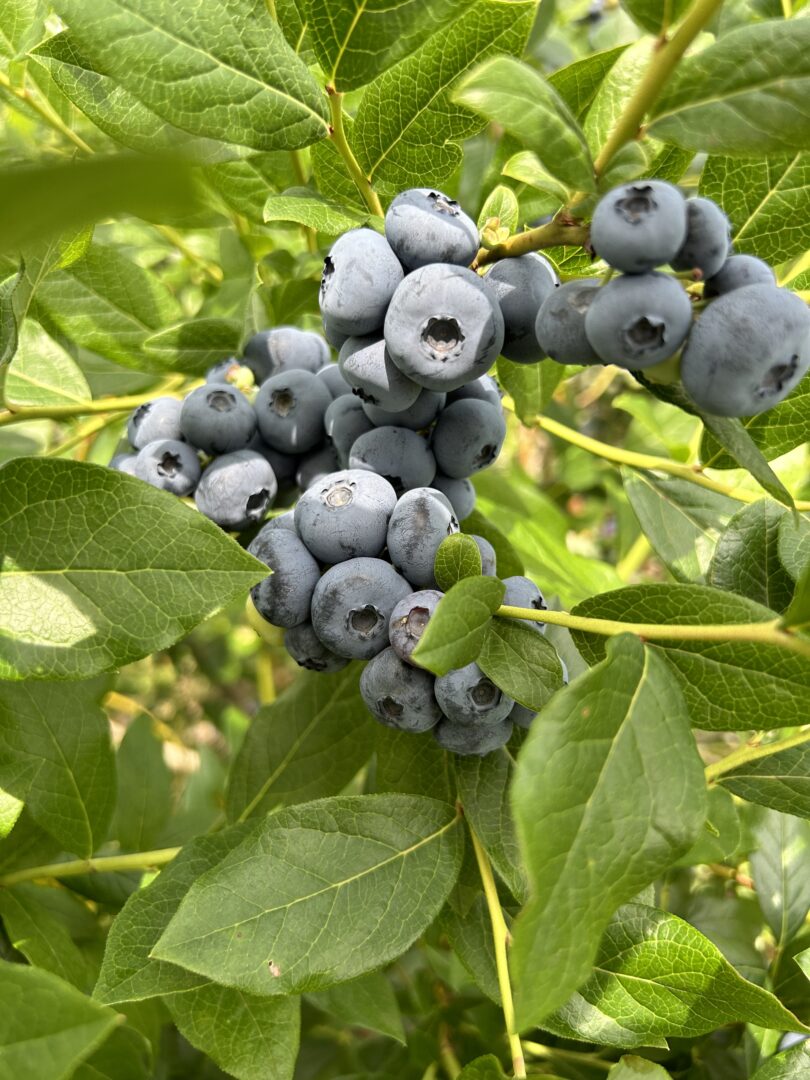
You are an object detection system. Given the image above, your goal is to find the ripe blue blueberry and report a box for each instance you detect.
[431,474,476,520]
[315,363,351,399]
[311,557,412,659]
[194,450,277,530]
[134,440,200,496]
[127,396,184,450]
[384,188,479,270]
[446,374,501,411]
[180,385,257,455]
[295,468,397,563]
[387,488,459,588]
[245,432,299,488]
[584,272,693,369]
[590,180,687,273]
[485,253,559,363]
[389,589,444,665]
[109,453,138,476]
[431,399,506,479]
[703,254,776,298]
[242,326,330,382]
[671,197,731,279]
[284,621,348,674]
[681,284,810,416]
[469,534,496,575]
[319,229,404,336]
[502,575,547,632]
[295,443,340,490]
[349,426,437,495]
[384,264,505,392]
[255,370,332,454]
[339,336,421,412]
[360,647,443,733]
[510,703,536,730]
[362,388,446,431]
[433,715,513,756]
[261,510,298,535]
[535,278,603,365]
[324,395,375,467]
[248,526,321,628]
[434,662,514,724]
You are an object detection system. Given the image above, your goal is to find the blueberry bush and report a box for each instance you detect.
[0,1,809,1078]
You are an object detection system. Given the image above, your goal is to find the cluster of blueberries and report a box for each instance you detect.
[542,179,810,417]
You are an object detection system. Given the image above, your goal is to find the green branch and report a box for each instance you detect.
[0,847,181,887]
[0,380,198,428]
[473,219,589,269]
[468,823,526,1079]
[497,605,810,662]
[326,87,384,218]
[705,726,810,783]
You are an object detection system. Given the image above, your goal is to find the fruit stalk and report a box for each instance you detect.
[0,847,181,887]
[326,87,384,218]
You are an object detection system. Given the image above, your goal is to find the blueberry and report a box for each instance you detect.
[446,374,501,411]
[322,312,350,351]
[485,253,559,363]
[362,388,446,431]
[671,197,731,279]
[681,284,810,417]
[384,264,505,392]
[295,443,340,490]
[284,622,348,674]
[295,469,397,563]
[243,326,330,382]
[703,254,776,298]
[246,432,300,487]
[311,557,412,659]
[205,357,245,385]
[324,394,375,466]
[431,474,476,520]
[339,336,421,412]
[248,526,321,628]
[133,440,200,495]
[255,370,332,454]
[360,647,443,733]
[194,450,277,530]
[387,488,459,588]
[469,534,496,575]
[180,385,257,455]
[319,229,404,336]
[384,188,479,271]
[110,453,138,476]
[349,426,437,495]
[535,278,603,365]
[584,272,693,369]
[431,399,506,479]
[127,396,183,450]
[502,575,547,632]
[315,363,351,399]
[433,716,513,756]
[510,703,536,730]
[389,589,444,665]
[590,180,687,273]
[434,662,514,725]
[261,510,298,535]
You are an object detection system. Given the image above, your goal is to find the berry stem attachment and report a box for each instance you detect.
[0,847,181,887]
[705,726,810,783]
[468,822,527,1079]
[326,87,384,219]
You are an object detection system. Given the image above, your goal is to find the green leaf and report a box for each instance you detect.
[719,741,810,818]
[458,1055,509,1079]
[374,725,454,804]
[301,0,467,91]
[0,0,46,62]
[511,636,706,1027]
[0,960,118,1078]
[4,320,91,408]
[0,677,114,857]
[0,240,64,367]
[352,0,537,191]
[496,357,568,424]
[547,45,628,121]
[434,534,483,592]
[0,884,91,989]
[165,987,300,1080]
[650,21,810,155]
[674,785,740,866]
[412,576,505,676]
[750,808,810,948]
[263,190,370,233]
[700,153,810,265]
[0,788,23,838]
[584,37,655,157]
[112,714,172,852]
[0,154,200,258]
[477,184,519,236]
[440,894,501,1003]
[309,971,406,1044]
[460,509,524,578]
[501,151,570,203]
[0,459,266,681]
[34,244,183,371]
[225,665,376,821]
[94,826,254,1005]
[572,584,810,731]
[752,1045,810,1080]
[153,795,463,995]
[455,748,526,902]
[477,618,564,711]
[204,152,299,219]
[622,469,739,585]
[72,1025,152,1080]
[543,903,808,1047]
[783,563,810,631]
[779,512,810,582]
[708,501,795,612]
[142,318,243,375]
[699,412,794,509]
[609,1057,673,1080]
[56,0,330,152]
[455,56,594,193]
